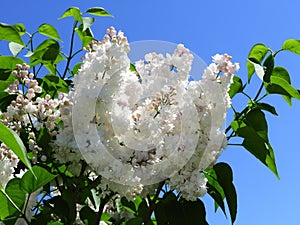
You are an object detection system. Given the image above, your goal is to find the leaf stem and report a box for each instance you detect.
[62,21,78,79]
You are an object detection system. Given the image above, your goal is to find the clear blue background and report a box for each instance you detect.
[1,1,300,224]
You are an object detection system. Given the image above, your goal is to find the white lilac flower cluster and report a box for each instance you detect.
[0,63,64,186]
[68,26,239,200]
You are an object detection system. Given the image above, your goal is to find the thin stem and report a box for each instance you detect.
[144,181,165,225]
[227,143,243,146]
[94,195,111,225]
[253,83,264,101]
[62,21,78,79]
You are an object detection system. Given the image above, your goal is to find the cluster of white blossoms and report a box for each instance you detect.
[68,26,239,200]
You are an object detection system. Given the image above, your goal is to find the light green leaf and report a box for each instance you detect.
[86,7,113,17]
[247,44,269,83]
[20,165,57,194]
[282,39,300,55]
[12,23,26,36]
[0,178,26,220]
[228,75,244,98]
[75,25,94,47]
[0,122,33,174]
[9,42,24,56]
[82,17,95,32]
[59,7,82,22]
[30,39,60,66]
[269,76,300,100]
[38,23,62,41]
[0,23,24,46]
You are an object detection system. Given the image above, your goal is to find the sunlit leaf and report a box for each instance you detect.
[248,58,264,81]
[228,75,244,98]
[59,7,82,22]
[20,166,57,194]
[0,122,33,174]
[282,39,300,55]
[12,23,26,36]
[86,7,113,17]
[247,44,269,82]
[38,23,62,41]
[0,23,24,46]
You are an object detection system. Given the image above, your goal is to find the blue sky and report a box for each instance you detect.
[1,1,300,224]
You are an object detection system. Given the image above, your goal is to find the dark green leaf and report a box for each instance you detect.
[228,75,243,98]
[86,7,113,17]
[0,122,33,174]
[59,7,82,22]
[282,39,300,55]
[137,199,149,218]
[36,127,51,149]
[262,54,274,83]
[0,56,24,80]
[231,109,279,177]
[124,217,143,225]
[247,44,269,82]
[0,23,24,45]
[0,92,17,111]
[82,17,95,32]
[79,206,97,225]
[213,163,237,224]
[20,165,57,194]
[38,24,62,41]
[205,168,226,215]
[256,103,278,116]
[121,197,137,214]
[30,39,60,66]
[155,192,208,225]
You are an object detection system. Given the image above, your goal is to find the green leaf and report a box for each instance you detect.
[155,192,208,225]
[71,62,83,76]
[0,56,24,80]
[282,39,300,55]
[86,7,113,17]
[255,103,278,116]
[20,165,57,194]
[9,42,24,57]
[38,24,62,41]
[213,163,237,224]
[228,75,244,98]
[0,23,24,46]
[262,54,274,83]
[205,169,226,215]
[0,92,17,111]
[247,44,269,83]
[75,25,94,47]
[30,39,60,66]
[124,217,144,225]
[12,23,26,36]
[82,17,95,32]
[0,122,33,174]
[0,178,27,220]
[59,7,82,22]
[231,109,279,177]
[121,197,137,214]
